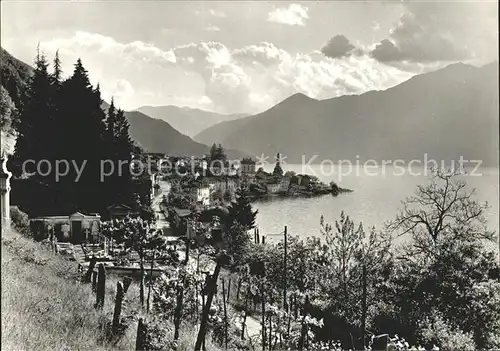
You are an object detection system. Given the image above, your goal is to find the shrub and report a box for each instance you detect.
[10,206,30,235]
[418,311,476,350]
[29,220,50,241]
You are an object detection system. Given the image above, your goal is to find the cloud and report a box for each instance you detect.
[267,4,309,26]
[174,41,413,113]
[41,31,177,67]
[196,8,226,18]
[321,35,356,59]
[205,25,220,32]
[40,32,415,114]
[370,2,498,64]
[232,42,288,66]
[208,9,226,18]
[113,79,134,97]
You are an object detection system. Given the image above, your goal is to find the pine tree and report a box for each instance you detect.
[209,143,217,160]
[209,143,227,163]
[273,152,284,177]
[103,103,134,208]
[57,58,107,214]
[224,186,258,230]
[216,144,227,163]
[13,51,53,174]
[52,50,62,83]
[11,50,64,215]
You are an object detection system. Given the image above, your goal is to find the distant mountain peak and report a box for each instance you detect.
[283,92,317,103]
[195,61,499,166]
[136,104,248,137]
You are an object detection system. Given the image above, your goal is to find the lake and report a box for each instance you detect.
[253,164,499,247]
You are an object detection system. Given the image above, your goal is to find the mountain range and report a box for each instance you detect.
[136,105,247,137]
[195,62,499,166]
[3,47,498,166]
[103,103,244,158]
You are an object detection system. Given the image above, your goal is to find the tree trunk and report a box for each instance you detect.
[123,276,132,294]
[268,313,272,350]
[194,256,224,351]
[261,283,266,351]
[236,278,241,302]
[91,270,98,292]
[184,238,190,264]
[361,263,367,350]
[95,263,106,309]
[135,318,147,351]
[139,253,145,308]
[146,252,155,312]
[174,275,186,341]
[241,286,250,340]
[112,281,125,334]
[298,295,309,350]
[222,279,228,350]
[83,255,97,283]
[283,226,288,312]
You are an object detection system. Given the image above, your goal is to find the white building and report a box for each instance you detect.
[207,176,240,194]
[197,186,211,206]
[31,211,101,244]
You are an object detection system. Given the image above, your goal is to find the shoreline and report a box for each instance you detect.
[247,187,353,201]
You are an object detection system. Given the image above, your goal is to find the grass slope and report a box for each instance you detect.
[1,230,221,350]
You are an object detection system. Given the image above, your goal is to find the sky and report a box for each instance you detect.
[1,1,498,114]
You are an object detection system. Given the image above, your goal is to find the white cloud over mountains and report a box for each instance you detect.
[40,31,415,114]
[267,4,309,26]
[370,2,498,64]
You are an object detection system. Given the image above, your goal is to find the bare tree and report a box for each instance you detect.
[387,168,494,255]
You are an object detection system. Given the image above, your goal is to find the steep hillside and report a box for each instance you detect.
[1,47,33,109]
[195,63,499,166]
[136,105,246,137]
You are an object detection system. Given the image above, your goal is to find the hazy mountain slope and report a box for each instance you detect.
[195,63,499,166]
[101,102,244,158]
[124,110,210,156]
[136,105,247,137]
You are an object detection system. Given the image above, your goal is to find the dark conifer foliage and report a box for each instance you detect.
[11,50,145,217]
[224,186,258,230]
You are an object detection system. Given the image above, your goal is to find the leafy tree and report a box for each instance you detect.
[224,186,258,230]
[222,223,252,266]
[379,170,500,348]
[320,212,392,332]
[102,217,167,307]
[0,86,16,133]
[387,169,494,253]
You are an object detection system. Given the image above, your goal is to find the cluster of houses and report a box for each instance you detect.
[171,155,327,212]
[172,154,330,210]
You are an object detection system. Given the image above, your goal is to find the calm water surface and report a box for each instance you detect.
[253,165,499,245]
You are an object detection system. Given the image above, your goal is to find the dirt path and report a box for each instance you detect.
[152,180,171,231]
